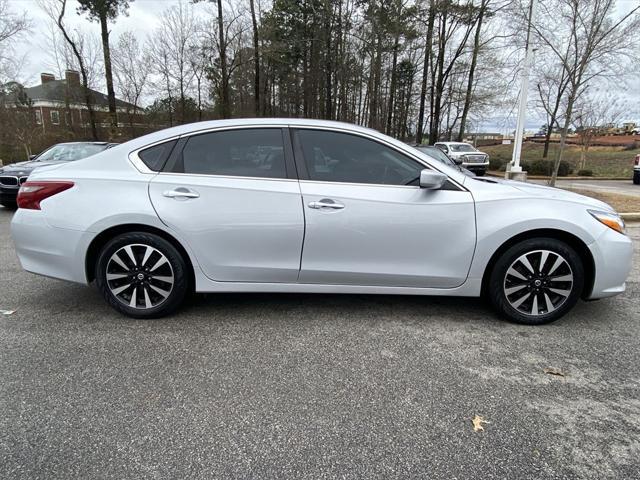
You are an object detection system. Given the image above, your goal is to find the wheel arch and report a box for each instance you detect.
[480,228,595,300]
[85,223,196,288]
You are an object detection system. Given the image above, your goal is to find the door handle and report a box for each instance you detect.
[162,187,200,199]
[308,199,345,210]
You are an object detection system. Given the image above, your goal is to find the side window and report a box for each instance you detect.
[138,140,177,171]
[436,144,448,153]
[296,129,423,186]
[174,128,287,179]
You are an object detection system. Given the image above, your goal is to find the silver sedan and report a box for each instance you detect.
[10,119,633,324]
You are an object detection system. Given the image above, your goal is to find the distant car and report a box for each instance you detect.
[413,144,475,177]
[0,142,116,208]
[634,154,639,185]
[434,142,490,176]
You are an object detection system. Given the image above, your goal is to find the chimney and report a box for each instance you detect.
[41,73,55,84]
[65,70,80,87]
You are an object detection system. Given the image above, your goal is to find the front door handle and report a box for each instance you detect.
[308,199,345,210]
[163,187,200,199]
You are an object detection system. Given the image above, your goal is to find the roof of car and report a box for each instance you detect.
[435,142,470,146]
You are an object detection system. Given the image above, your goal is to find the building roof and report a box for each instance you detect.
[22,79,137,110]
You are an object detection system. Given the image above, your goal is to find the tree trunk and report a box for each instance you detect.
[416,1,435,144]
[99,11,118,136]
[217,0,231,118]
[429,13,447,145]
[57,0,98,140]
[386,33,400,136]
[457,1,486,141]
[550,94,576,187]
[249,0,260,116]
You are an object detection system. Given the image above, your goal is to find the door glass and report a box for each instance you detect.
[297,130,423,186]
[170,128,287,179]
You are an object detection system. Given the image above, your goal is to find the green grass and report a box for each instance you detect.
[482,142,639,177]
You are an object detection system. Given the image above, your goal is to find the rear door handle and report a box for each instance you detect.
[163,187,200,199]
[308,199,345,210]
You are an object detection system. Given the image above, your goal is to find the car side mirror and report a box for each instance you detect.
[419,169,448,189]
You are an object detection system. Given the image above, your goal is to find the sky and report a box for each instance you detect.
[6,0,640,133]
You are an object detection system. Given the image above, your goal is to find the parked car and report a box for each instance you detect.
[434,142,490,176]
[413,144,475,177]
[634,154,639,185]
[11,119,632,325]
[0,142,116,208]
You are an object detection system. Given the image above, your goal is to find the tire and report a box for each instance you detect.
[95,232,189,319]
[476,169,486,177]
[633,171,640,185]
[488,238,584,325]
[0,201,17,210]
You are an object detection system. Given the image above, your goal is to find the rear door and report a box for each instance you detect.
[293,129,476,288]
[148,127,304,283]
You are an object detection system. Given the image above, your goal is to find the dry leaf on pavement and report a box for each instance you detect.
[472,415,489,432]
[0,310,16,315]
[543,367,566,377]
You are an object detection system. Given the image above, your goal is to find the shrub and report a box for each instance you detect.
[489,157,504,171]
[521,160,574,177]
[623,141,639,151]
[577,169,593,177]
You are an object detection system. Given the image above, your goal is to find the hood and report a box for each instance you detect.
[1,159,63,173]
[501,179,615,212]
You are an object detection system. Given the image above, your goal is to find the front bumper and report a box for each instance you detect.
[587,226,633,299]
[11,209,91,284]
[0,186,19,204]
[462,161,489,170]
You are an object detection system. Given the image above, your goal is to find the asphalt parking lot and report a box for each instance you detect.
[1,206,639,479]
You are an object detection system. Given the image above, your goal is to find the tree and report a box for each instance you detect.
[249,0,261,115]
[0,0,29,82]
[112,31,151,135]
[533,0,640,186]
[76,0,131,136]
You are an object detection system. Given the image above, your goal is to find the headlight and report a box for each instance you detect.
[588,210,626,235]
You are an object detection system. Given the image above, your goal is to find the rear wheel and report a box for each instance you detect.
[488,238,584,325]
[95,232,189,318]
[633,171,640,185]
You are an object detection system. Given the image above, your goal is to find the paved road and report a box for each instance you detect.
[532,179,640,198]
[1,207,639,479]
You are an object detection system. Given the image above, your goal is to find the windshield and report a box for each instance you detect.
[448,144,476,153]
[36,144,107,162]
[415,146,456,166]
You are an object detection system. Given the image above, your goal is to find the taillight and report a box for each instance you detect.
[17,181,74,210]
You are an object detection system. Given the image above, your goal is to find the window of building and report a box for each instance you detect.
[50,110,60,125]
[35,110,42,125]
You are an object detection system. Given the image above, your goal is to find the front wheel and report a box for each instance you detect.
[633,171,640,185]
[488,238,584,325]
[0,201,17,210]
[95,232,189,318]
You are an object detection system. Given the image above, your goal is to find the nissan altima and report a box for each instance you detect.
[10,119,633,324]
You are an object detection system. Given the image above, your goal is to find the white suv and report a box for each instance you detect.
[435,142,490,176]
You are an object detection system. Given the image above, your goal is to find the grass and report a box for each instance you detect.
[482,142,639,177]
[565,188,639,213]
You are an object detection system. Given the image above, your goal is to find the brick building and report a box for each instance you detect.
[8,70,144,138]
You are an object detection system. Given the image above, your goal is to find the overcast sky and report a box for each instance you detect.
[6,0,640,132]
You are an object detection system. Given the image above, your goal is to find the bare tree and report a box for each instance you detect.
[112,31,151,135]
[533,0,640,186]
[0,0,30,82]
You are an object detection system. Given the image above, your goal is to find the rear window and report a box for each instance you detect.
[138,141,177,171]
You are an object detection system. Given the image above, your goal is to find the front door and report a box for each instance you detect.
[293,129,476,288]
[149,127,304,283]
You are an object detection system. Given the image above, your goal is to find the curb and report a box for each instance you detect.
[486,172,630,181]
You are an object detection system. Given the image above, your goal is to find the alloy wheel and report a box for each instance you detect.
[503,249,574,317]
[105,243,175,309]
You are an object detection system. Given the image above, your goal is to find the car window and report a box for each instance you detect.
[138,140,177,171]
[449,144,475,152]
[297,130,423,186]
[173,129,287,179]
[416,146,455,166]
[36,143,108,162]
[435,144,448,152]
